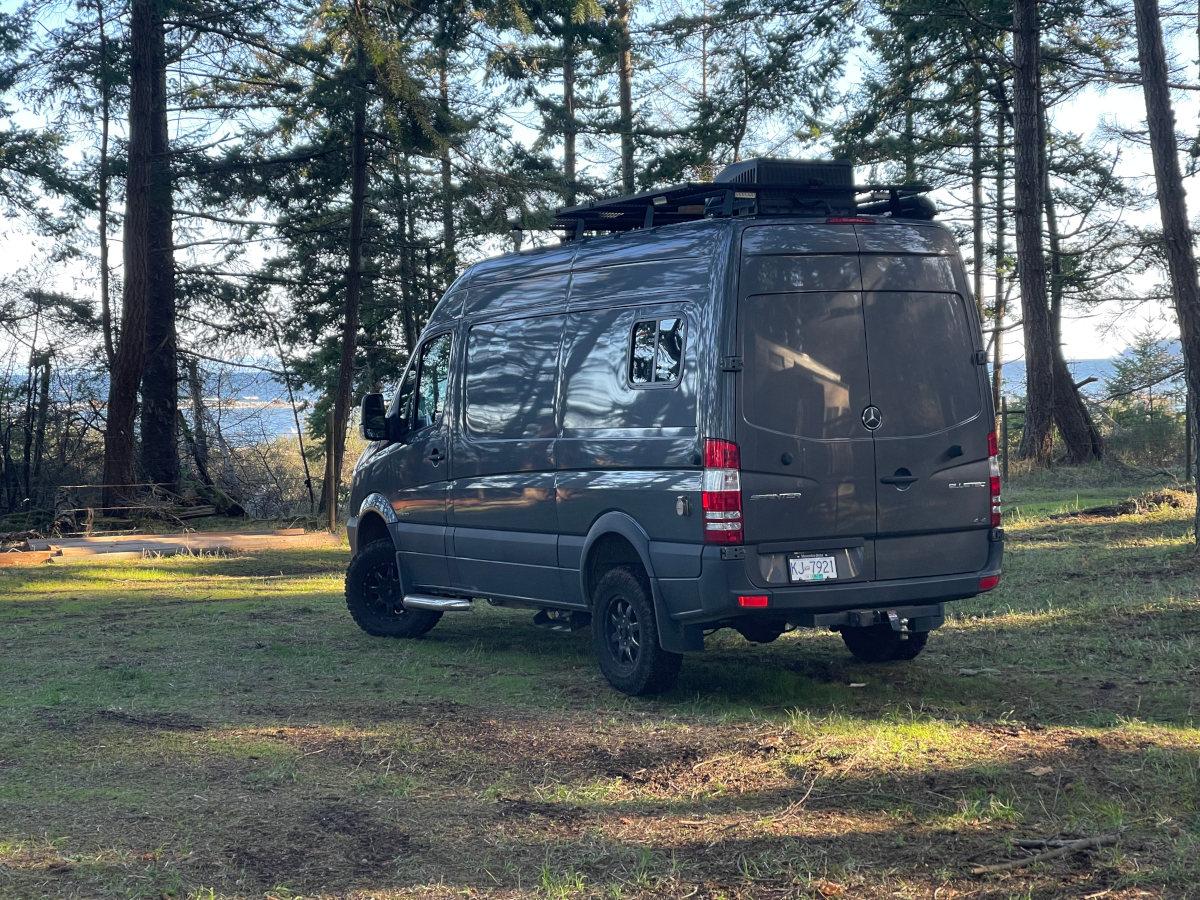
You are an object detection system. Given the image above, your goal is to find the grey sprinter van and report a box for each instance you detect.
[344,158,1004,695]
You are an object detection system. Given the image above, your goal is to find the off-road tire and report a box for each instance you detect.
[841,625,928,662]
[345,538,441,638]
[592,565,682,695]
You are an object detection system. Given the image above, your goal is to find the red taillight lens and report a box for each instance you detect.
[704,438,740,469]
[702,439,742,545]
[987,431,1002,526]
[738,594,769,608]
[978,574,1000,592]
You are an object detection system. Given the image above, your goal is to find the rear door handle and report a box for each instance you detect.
[428,448,445,464]
[880,475,918,486]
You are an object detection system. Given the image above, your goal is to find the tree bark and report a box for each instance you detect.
[991,104,1007,417]
[616,0,635,194]
[102,0,157,505]
[136,0,179,492]
[1043,158,1103,462]
[1135,0,1200,540]
[326,34,369,515]
[437,41,457,287]
[185,357,211,486]
[562,14,577,205]
[971,68,985,321]
[96,0,114,369]
[1011,0,1055,464]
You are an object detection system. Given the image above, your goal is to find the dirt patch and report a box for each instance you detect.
[228,801,413,888]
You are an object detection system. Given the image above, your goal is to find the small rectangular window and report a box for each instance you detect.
[629,317,683,386]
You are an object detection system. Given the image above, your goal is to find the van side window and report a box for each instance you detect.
[629,318,683,386]
[392,363,417,422]
[466,316,562,438]
[414,333,452,430]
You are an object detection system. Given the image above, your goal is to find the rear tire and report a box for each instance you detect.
[841,625,928,662]
[592,566,681,696]
[345,539,441,638]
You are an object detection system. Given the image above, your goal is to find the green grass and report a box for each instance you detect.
[0,476,1197,898]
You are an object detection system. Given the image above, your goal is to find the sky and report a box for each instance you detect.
[1,2,1198,370]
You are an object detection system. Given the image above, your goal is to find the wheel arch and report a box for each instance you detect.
[580,512,702,653]
[352,493,398,554]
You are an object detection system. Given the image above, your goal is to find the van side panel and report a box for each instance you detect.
[448,289,567,602]
[555,227,729,595]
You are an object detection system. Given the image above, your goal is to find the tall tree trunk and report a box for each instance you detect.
[96,0,114,369]
[326,35,369,515]
[136,0,178,492]
[185,357,212,486]
[562,15,577,205]
[437,42,457,287]
[1135,0,1200,540]
[971,67,985,321]
[991,106,1007,416]
[1011,0,1055,464]
[1040,92,1103,461]
[616,0,635,194]
[902,41,916,183]
[396,160,416,356]
[102,0,157,505]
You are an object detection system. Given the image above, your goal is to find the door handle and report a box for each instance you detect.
[428,448,445,464]
[880,474,919,486]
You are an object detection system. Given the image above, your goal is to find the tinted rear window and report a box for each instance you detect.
[741,291,871,440]
[863,291,980,436]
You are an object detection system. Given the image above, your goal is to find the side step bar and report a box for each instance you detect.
[402,594,472,612]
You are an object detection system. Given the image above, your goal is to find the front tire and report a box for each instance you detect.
[840,625,928,662]
[592,566,681,696]
[345,539,441,638]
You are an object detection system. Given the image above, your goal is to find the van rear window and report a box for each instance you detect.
[862,291,980,435]
[741,292,872,440]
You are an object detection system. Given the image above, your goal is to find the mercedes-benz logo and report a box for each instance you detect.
[861,406,882,430]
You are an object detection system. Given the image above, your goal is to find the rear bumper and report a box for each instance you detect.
[657,529,1003,634]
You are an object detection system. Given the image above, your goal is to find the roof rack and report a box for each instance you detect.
[551,158,934,239]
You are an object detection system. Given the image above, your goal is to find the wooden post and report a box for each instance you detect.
[325,408,338,532]
[1001,396,1010,482]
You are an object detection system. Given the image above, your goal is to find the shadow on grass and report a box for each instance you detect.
[1,707,1195,897]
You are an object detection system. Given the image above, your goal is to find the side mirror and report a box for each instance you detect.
[360,393,390,442]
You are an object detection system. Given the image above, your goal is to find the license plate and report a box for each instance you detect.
[789,555,838,583]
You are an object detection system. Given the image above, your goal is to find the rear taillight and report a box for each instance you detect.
[978,574,1000,592]
[703,438,742,544]
[988,430,1002,527]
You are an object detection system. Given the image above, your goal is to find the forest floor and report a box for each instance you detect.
[1,470,1197,899]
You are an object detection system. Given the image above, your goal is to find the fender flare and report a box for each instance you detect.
[580,512,703,653]
[358,492,399,524]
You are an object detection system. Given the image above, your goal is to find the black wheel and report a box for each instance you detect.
[840,625,928,662]
[592,566,681,696]
[345,539,441,638]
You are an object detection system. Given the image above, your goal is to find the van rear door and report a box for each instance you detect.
[859,232,991,579]
[736,224,876,582]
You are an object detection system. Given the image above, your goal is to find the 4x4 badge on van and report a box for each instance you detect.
[861,406,882,430]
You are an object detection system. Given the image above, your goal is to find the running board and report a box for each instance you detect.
[402,594,472,612]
